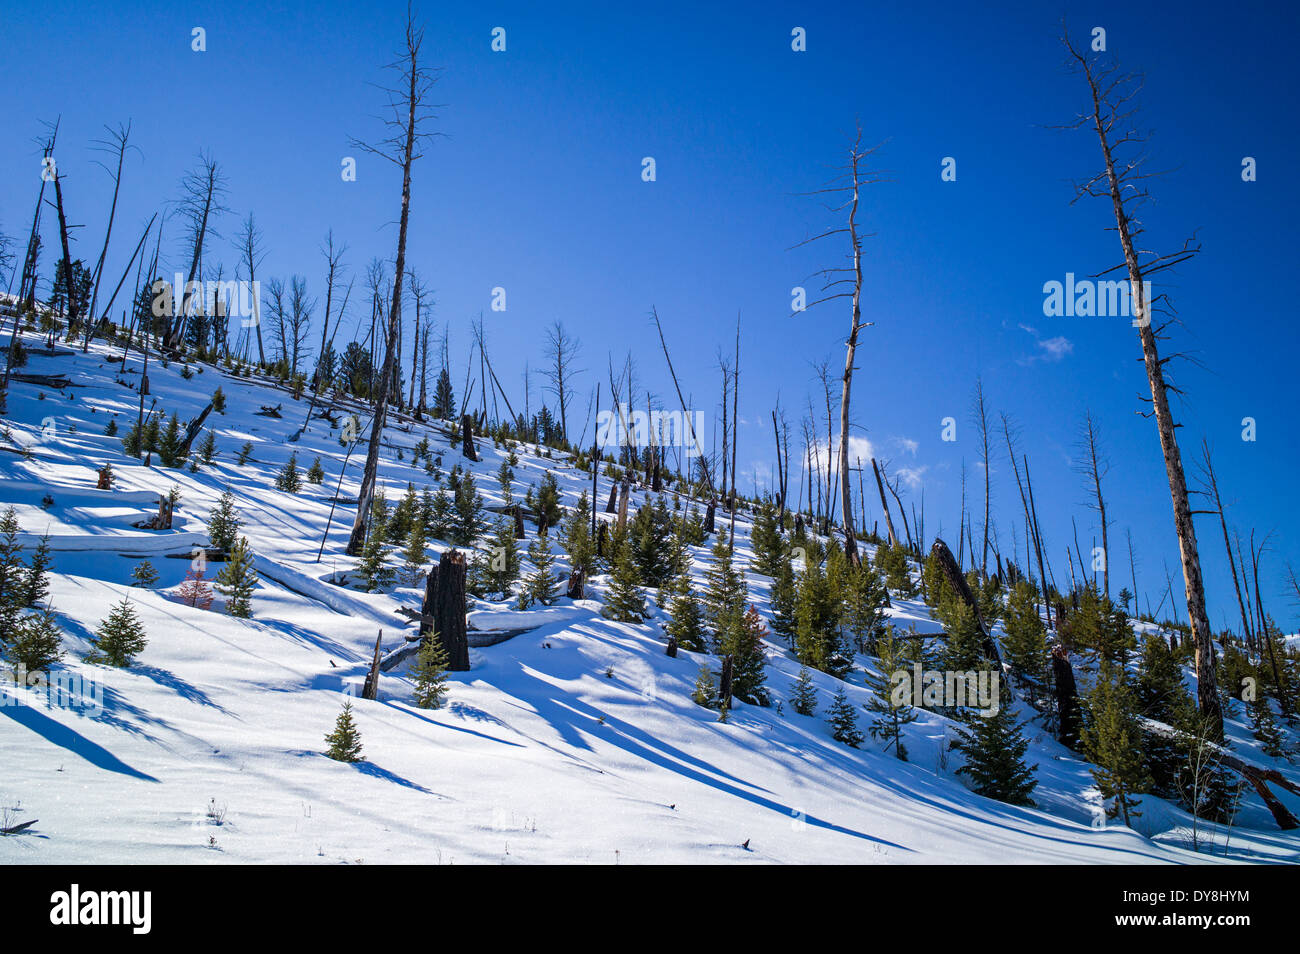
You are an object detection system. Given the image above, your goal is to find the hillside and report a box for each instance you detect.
[1,338,1298,865]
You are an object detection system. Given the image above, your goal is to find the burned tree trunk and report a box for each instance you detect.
[605,483,618,514]
[460,412,478,462]
[665,635,678,658]
[1050,644,1080,748]
[616,478,630,534]
[420,549,469,671]
[361,631,383,700]
[512,505,526,539]
[704,498,716,535]
[930,538,1008,685]
[719,654,733,710]
[566,566,585,601]
[872,458,898,548]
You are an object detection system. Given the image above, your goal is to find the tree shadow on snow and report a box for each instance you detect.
[0,703,159,781]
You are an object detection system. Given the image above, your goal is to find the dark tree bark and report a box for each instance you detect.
[420,550,469,671]
[460,412,478,461]
[361,631,383,700]
[1050,645,1080,748]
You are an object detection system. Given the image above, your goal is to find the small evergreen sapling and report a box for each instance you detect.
[215,536,257,618]
[521,531,559,608]
[601,535,647,623]
[307,456,325,484]
[8,608,65,672]
[828,687,864,747]
[951,679,1038,806]
[411,636,450,709]
[865,627,919,759]
[207,489,241,552]
[92,598,148,667]
[791,665,818,716]
[275,452,303,493]
[130,560,159,587]
[23,534,52,608]
[692,661,719,709]
[325,701,364,762]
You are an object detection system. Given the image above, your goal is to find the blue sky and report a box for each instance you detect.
[2,0,1297,628]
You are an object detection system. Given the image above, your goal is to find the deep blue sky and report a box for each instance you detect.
[2,0,1297,628]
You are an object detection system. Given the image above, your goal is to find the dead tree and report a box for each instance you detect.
[460,413,478,461]
[345,8,440,555]
[649,306,712,490]
[930,538,1009,689]
[1050,644,1080,748]
[361,631,383,700]
[168,152,228,352]
[543,320,581,442]
[870,458,897,548]
[793,129,884,567]
[420,550,469,671]
[970,377,993,579]
[84,121,136,351]
[566,566,585,601]
[1061,31,1220,739]
[234,213,268,366]
[1196,441,1252,648]
[1074,411,1111,597]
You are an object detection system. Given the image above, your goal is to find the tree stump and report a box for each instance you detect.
[361,631,383,700]
[566,566,585,601]
[421,549,470,671]
[616,479,630,534]
[148,493,173,530]
[596,522,607,559]
[665,635,678,658]
[460,413,478,462]
[96,465,112,490]
[1050,644,1079,748]
[605,483,618,514]
[705,498,716,534]
[512,505,526,539]
[719,654,733,709]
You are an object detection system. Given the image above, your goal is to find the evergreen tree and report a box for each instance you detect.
[211,385,226,413]
[630,496,675,589]
[952,680,1038,806]
[1082,661,1151,826]
[236,441,254,465]
[387,483,419,544]
[601,535,647,623]
[411,636,450,709]
[663,567,707,652]
[156,413,187,467]
[1134,633,1190,798]
[307,456,325,484]
[828,687,865,747]
[432,366,456,420]
[130,559,159,587]
[356,494,396,592]
[842,563,890,655]
[197,429,217,465]
[275,452,303,493]
[426,484,455,541]
[769,556,798,647]
[473,517,521,600]
[749,502,784,577]
[23,533,52,608]
[718,605,769,706]
[215,536,257,618]
[401,516,428,584]
[1250,696,1287,759]
[794,557,847,676]
[1001,580,1049,697]
[691,661,718,709]
[207,489,242,552]
[702,538,746,647]
[8,608,64,672]
[865,626,918,759]
[791,665,818,716]
[325,700,364,762]
[496,457,515,504]
[521,531,559,608]
[451,470,487,546]
[92,598,148,667]
[936,598,984,676]
[561,490,595,578]
[876,541,917,596]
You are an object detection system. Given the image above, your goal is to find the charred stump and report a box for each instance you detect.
[512,505,526,539]
[665,635,678,658]
[719,654,734,710]
[1050,644,1080,748]
[96,464,112,490]
[566,566,585,601]
[704,498,716,535]
[596,522,608,559]
[605,483,618,513]
[361,631,383,700]
[420,549,470,671]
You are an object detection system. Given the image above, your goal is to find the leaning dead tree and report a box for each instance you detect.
[793,127,885,567]
[345,7,441,555]
[1060,31,1221,739]
[1074,410,1111,598]
[84,121,137,351]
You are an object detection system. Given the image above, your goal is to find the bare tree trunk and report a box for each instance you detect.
[871,458,897,548]
[1064,34,1222,739]
[1199,442,1252,647]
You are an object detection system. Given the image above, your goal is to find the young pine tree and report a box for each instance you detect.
[791,665,819,716]
[23,533,52,608]
[664,567,707,652]
[207,489,242,552]
[411,636,450,710]
[952,681,1039,806]
[8,608,65,672]
[307,456,325,484]
[691,661,719,709]
[356,495,396,593]
[718,605,769,706]
[521,531,559,608]
[275,452,303,493]
[1001,580,1049,697]
[215,536,257,618]
[402,518,428,585]
[828,687,865,747]
[1082,661,1151,826]
[92,598,149,667]
[325,700,364,762]
[130,559,159,588]
[602,535,648,623]
[865,626,918,760]
[0,507,25,637]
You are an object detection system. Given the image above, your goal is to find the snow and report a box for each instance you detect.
[1,335,1298,864]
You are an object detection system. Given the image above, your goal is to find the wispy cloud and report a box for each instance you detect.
[1017,323,1073,365]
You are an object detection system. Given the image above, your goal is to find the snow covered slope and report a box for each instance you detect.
[2,339,1297,864]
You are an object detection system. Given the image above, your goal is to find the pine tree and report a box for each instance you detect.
[0,506,26,637]
[842,563,890,656]
[718,605,769,706]
[702,538,746,647]
[197,429,217,465]
[451,470,487,546]
[215,536,257,618]
[1082,660,1151,826]
[325,700,364,762]
[936,598,984,676]
[236,441,254,465]
[275,452,303,493]
[521,531,559,608]
[211,385,226,413]
[770,557,798,647]
[92,598,148,667]
[1135,633,1190,797]
[601,535,647,623]
[356,494,395,592]
[630,496,675,589]
[432,366,455,420]
[664,567,707,652]
[691,661,719,709]
[562,490,595,578]
[130,560,159,587]
[794,557,846,676]
[8,608,65,672]
[791,665,818,716]
[1001,579,1049,697]
[307,456,325,484]
[1250,696,1287,759]
[952,680,1038,806]
[207,489,241,552]
[157,413,187,467]
[23,533,52,608]
[828,687,864,747]
[178,567,214,609]
[473,517,520,600]
[876,541,917,596]
[865,626,918,759]
[411,636,450,709]
[749,502,784,577]
[401,517,428,584]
